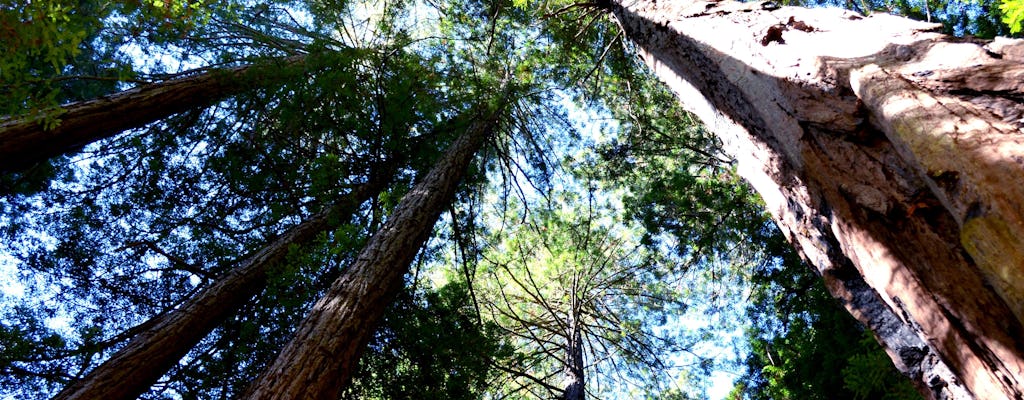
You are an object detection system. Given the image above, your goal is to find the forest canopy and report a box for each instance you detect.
[1,0,1018,399]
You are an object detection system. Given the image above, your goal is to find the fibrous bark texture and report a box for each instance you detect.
[52,178,382,400]
[0,55,303,173]
[242,105,502,400]
[605,1,1024,398]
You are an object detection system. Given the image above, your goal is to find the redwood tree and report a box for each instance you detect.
[241,98,508,400]
[1,14,479,396]
[0,55,306,173]
[594,0,1024,398]
[0,0,302,175]
[50,174,387,400]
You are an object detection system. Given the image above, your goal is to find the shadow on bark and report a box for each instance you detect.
[604,2,1024,398]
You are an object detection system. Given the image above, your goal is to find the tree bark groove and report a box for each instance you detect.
[604,1,1024,398]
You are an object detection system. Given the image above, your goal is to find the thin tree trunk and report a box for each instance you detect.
[601,1,1024,398]
[51,176,385,400]
[562,311,585,400]
[0,55,304,173]
[241,103,504,400]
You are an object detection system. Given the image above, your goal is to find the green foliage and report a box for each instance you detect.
[1001,0,1024,32]
[0,0,90,119]
[735,255,921,400]
[842,335,923,400]
[0,0,229,120]
[344,283,510,400]
[0,0,87,77]
[0,304,70,395]
[471,190,686,398]
[0,1,515,396]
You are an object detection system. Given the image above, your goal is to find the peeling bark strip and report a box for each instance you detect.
[602,1,1024,398]
[0,55,305,173]
[242,103,504,400]
[52,178,383,400]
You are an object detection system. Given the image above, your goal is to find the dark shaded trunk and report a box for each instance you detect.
[603,1,1024,398]
[0,56,304,173]
[562,311,585,400]
[51,176,385,400]
[241,103,504,400]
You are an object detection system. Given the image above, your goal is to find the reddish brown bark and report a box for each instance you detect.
[51,178,382,400]
[241,104,503,400]
[0,56,303,173]
[603,1,1024,398]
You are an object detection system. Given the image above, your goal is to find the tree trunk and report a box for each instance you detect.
[602,1,1024,398]
[51,177,384,400]
[241,103,504,400]
[0,55,304,173]
[562,311,585,400]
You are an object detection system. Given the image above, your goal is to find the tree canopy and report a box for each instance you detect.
[2,0,1017,398]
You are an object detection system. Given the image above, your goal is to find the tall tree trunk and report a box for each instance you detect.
[0,55,305,173]
[241,103,504,400]
[601,1,1024,398]
[52,176,385,400]
[562,311,585,400]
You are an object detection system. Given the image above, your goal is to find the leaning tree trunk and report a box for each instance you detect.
[602,1,1024,398]
[241,102,504,400]
[51,176,386,400]
[0,55,306,173]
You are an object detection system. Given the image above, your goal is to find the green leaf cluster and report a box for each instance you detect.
[735,255,922,400]
[345,283,510,400]
[1001,0,1024,32]
[470,190,687,398]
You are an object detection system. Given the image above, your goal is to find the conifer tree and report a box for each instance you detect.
[243,97,509,400]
